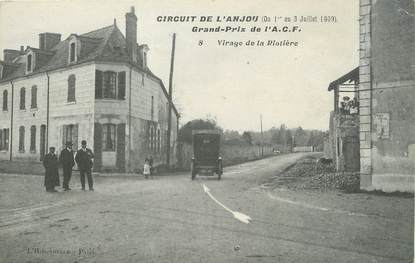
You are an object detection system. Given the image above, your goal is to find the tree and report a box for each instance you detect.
[286,129,293,150]
[178,118,222,143]
[242,131,253,145]
[271,130,280,144]
[294,126,308,146]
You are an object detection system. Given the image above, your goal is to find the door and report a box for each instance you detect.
[343,136,360,172]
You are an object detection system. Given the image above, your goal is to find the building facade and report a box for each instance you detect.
[359,0,414,192]
[0,7,179,172]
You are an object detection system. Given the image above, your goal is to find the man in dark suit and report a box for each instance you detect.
[75,140,94,191]
[59,141,75,191]
[43,147,60,192]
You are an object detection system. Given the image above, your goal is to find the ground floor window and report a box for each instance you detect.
[30,125,36,152]
[0,128,9,151]
[19,126,25,152]
[102,124,116,151]
[62,124,78,150]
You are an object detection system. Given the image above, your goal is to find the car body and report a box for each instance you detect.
[191,130,223,180]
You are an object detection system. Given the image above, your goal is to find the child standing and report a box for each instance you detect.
[143,159,151,179]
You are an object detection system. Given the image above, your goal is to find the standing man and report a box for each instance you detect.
[75,140,95,191]
[43,147,60,192]
[59,141,75,191]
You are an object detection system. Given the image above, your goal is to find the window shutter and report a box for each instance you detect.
[20,88,25,110]
[0,130,3,150]
[3,90,7,111]
[62,125,67,148]
[93,123,102,171]
[31,86,37,108]
[67,75,76,102]
[117,71,126,100]
[116,123,126,172]
[30,126,36,151]
[95,70,103,99]
[5,129,9,151]
[73,124,78,151]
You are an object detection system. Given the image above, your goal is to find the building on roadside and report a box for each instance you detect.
[358,0,414,192]
[326,67,360,173]
[0,7,179,172]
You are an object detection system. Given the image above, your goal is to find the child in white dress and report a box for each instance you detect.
[143,160,151,179]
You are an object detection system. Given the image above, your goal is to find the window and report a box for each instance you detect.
[62,124,78,150]
[0,129,9,151]
[157,129,161,152]
[149,126,154,150]
[19,126,25,152]
[20,87,26,110]
[151,96,154,120]
[102,124,116,151]
[143,52,147,68]
[67,75,76,102]
[27,54,32,72]
[31,86,37,108]
[30,125,36,152]
[103,71,116,99]
[95,70,103,99]
[70,42,76,62]
[95,70,126,100]
[2,90,7,111]
[117,71,126,99]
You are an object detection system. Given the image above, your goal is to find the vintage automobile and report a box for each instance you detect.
[191,130,223,180]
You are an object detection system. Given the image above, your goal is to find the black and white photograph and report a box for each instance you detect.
[0,0,414,262]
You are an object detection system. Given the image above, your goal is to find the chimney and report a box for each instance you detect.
[125,6,137,62]
[39,33,61,50]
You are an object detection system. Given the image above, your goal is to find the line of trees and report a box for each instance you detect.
[178,118,327,152]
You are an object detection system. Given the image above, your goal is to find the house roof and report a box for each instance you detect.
[328,67,359,91]
[0,24,179,117]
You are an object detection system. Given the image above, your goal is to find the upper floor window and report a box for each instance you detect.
[20,87,26,110]
[104,71,116,99]
[143,52,147,68]
[27,54,32,72]
[2,90,7,111]
[151,96,154,120]
[69,42,76,63]
[18,126,25,152]
[95,70,126,100]
[31,85,37,109]
[67,74,76,102]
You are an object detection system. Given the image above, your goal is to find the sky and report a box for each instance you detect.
[0,0,359,132]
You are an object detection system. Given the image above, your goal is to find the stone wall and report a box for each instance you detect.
[359,0,415,192]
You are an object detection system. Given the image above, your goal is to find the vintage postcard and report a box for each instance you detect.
[0,0,414,262]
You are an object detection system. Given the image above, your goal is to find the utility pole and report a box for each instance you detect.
[260,114,264,157]
[166,33,176,168]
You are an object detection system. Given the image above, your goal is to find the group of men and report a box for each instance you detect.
[42,140,95,192]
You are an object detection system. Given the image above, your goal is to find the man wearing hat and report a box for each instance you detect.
[43,147,60,192]
[75,140,95,191]
[59,141,75,191]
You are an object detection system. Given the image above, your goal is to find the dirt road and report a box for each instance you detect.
[0,153,413,262]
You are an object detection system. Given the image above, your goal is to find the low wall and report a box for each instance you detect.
[361,173,415,193]
[177,142,274,169]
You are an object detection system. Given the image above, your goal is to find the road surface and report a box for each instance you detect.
[0,153,413,263]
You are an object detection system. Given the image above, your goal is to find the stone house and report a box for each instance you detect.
[358,0,414,192]
[326,67,360,173]
[0,7,179,172]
